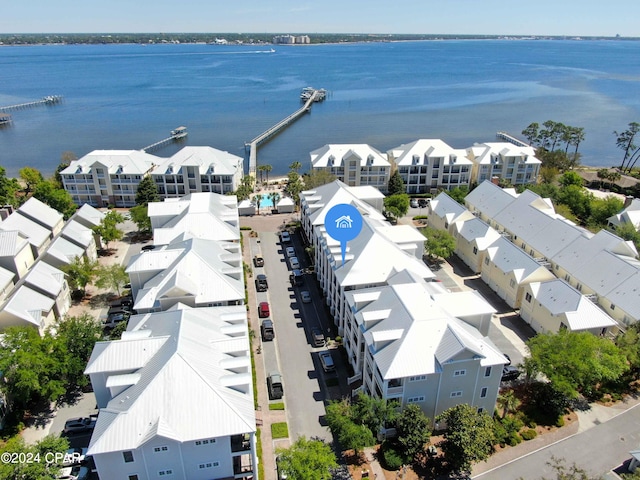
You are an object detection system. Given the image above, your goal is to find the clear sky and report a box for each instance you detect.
[2,0,638,37]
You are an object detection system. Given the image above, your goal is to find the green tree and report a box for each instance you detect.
[587,196,623,228]
[285,171,303,207]
[615,322,640,371]
[556,185,591,221]
[396,403,431,461]
[497,389,521,419]
[325,398,376,454]
[61,256,98,297]
[522,122,540,146]
[289,161,302,174]
[421,226,456,260]
[352,392,399,437]
[0,327,68,409]
[264,163,273,183]
[559,171,584,188]
[614,122,640,173]
[302,169,337,189]
[0,435,69,480]
[387,170,406,195]
[268,191,281,211]
[19,166,43,194]
[526,330,629,399]
[129,204,152,233]
[95,264,129,297]
[0,166,19,206]
[135,174,160,205]
[610,221,640,252]
[448,186,469,204]
[254,193,263,213]
[383,193,409,221]
[93,210,125,249]
[33,180,77,219]
[436,404,496,474]
[235,175,255,201]
[54,151,77,188]
[275,436,337,480]
[53,313,103,388]
[256,164,266,183]
[540,166,559,184]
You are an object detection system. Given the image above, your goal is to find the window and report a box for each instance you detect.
[480,387,488,398]
[128,476,139,480]
[454,369,466,377]
[409,375,426,382]
[154,446,168,453]
[199,463,213,469]
[473,246,478,255]
[525,292,532,303]
[450,391,463,398]
[158,470,173,476]
[564,273,571,282]
[509,279,516,289]
[611,304,616,311]
[407,396,425,403]
[123,451,134,463]
[484,366,492,377]
[195,438,216,446]
[484,257,490,266]
[477,407,484,413]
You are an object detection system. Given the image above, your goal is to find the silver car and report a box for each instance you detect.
[289,257,300,270]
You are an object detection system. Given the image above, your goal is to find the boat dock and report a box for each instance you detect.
[496,131,530,147]
[142,126,188,153]
[0,113,11,127]
[246,88,324,176]
[0,95,63,113]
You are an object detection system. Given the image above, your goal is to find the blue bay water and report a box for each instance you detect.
[1,40,639,178]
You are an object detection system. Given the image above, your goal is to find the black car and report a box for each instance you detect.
[501,365,520,382]
[418,198,429,208]
[255,274,268,292]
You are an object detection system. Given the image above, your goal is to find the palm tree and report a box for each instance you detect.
[254,194,263,214]
[289,161,302,174]
[264,164,273,184]
[257,165,266,183]
[497,390,521,419]
[269,192,280,211]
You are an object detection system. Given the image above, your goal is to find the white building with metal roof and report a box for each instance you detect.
[41,236,85,269]
[0,230,35,280]
[467,142,541,186]
[520,279,617,335]
[310,144,391,192]
[0,266,14,302]
[427,192,475,234]
[85,305,256,480]
[0,211,52,259]
[464,180,518,223]
[0,285,56,333]
[387,139,472,194]
[451,217,502,274]
[608,198,640,231]
[23,261,71,319]
[126,238,244,313]
[151,146,243,198]
[17,197,64,237]
[148,192,240,246]
[60,220,98,262]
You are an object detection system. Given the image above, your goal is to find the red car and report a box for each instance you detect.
[259,302,270,318]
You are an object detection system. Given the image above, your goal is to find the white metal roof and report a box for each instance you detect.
[1,285,55,327]
[24,261,66,298]
[485,236,552,282]
[45,237,84,265]
[454,217,501,249]
[72,204,106,229]
[61,150,159,175]
[61,220,94,249]
[0,230,29,257]
[18,197,63,230]
[469,142,540,165]
[464,180,518,218]
[389,139,472,166]
[0,212,51,249]
[310,144,390,168]
[153,146,243,176]
[430,192,474,225]
[86,306,254,455]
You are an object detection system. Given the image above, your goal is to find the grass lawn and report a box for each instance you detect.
[269,402,285,410]
[271,422,289,439]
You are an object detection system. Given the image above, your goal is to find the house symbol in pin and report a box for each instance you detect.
[335,215,353,229]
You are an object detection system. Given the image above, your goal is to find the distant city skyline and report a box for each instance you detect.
[1,0,638,37]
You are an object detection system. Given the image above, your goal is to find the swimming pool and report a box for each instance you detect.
[252,195,274,208]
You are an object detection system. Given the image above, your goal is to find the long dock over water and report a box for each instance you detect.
[0,95,63,113]
[142,126,188,153]
[496,131,530,147]
[246,88,324,176]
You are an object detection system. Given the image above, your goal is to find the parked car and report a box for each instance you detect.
[301,291,311,303]
[311,327,325,347]
[253,255,264,267]
[104,310,130,329]
[261,319,274,341]
[319,351,335,373]
[503,353,511,366]
[290,269,304,286]
[280,231,291,243]
[141,245,156,251]
[501,365,520,382]
[410,199,419,208]
[418,198,429,208]
[259,301,270,318]
[57,465,89,480]
[63,415,97,434]
[276,455,289,480]
[63,447,87,466]
[285,246,296,258]
[255,274,268,292]
[289,257,300,270]
[267,371,284,399]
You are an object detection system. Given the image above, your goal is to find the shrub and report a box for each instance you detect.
[507,433,522,446]
[413,215,429,220]
[520,429,537,441]
[380,442,406,470]
[555,416,565,428]
[240,226,252,231]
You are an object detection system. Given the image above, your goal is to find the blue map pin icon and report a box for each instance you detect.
[324,203,363,267]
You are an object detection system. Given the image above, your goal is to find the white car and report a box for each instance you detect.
[57,465,89,480]
[410,199,419,208]
[289,257,300,270]
[280,231,291,243]
[63,447,87,466]
[301,291,311,303]
[285,246,296,258]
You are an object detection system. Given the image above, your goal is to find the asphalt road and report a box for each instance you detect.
[254,230,332,441]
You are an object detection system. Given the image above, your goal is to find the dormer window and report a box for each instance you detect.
[208,164,215,174]
[412,154,419,165]
[166,164,174,174]
[116,165,124,174]
[367,154,374,165]
[328,155,335,167]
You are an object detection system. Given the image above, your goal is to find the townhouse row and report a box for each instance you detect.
[300,180,508,425]
[84,192,258,480]
[427,181,636,335]
[60,139,541,209]
[0,198,104,334]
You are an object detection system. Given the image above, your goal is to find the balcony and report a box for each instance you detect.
[231,434,252,453]
[387,386,404,396]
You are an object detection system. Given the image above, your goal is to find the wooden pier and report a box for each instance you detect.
[0,113,11,127]
[0,95,63,113]
[246,89,323,176]
[496,131,530,147]
[142,127,188,153]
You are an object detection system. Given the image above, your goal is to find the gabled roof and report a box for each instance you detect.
[350,282,504,380]
[527,279,617,331]
[127,238,243,310]
[61,220,94,249]
[153,146,243,176]
[0,212,51,249]
[0,265,14,294]
[148,192,240,245]
[485,236,552,283]
[0,230,29,257]
[17,197,63,230]
[45,237,84,265]
[389,139,472,166]
[86,306,254,455]
[24,261,66,298]
[454,218,501,249]
[61,150,159,175]
[464,180,518,218]
[608,198,640,229]
[430,192,474,225]
[72,204,106,229]
[603,271,640,319]
[468,142,541,165]
[1,285,55,328]
[310,144,390,168]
